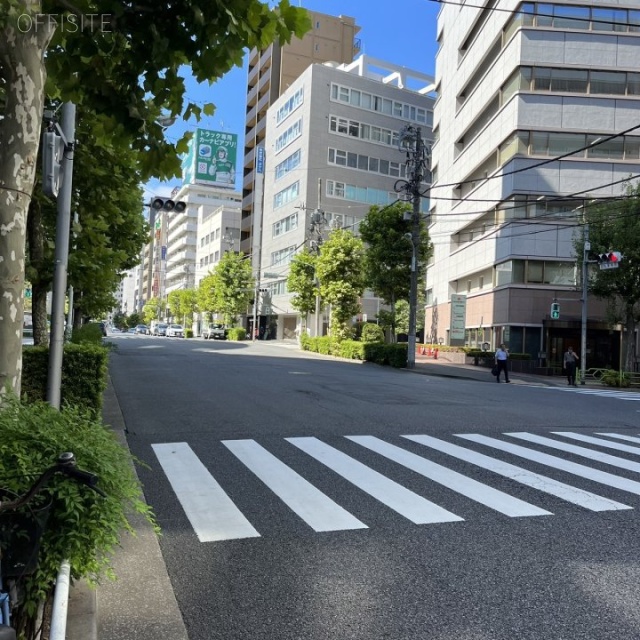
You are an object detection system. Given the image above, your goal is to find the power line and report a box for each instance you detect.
[424,0,640,30]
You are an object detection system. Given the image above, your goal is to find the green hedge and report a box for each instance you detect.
[361,324,384,343]
[71,323,104,344]
[22,344,109,415]
[300,334,407,368]
[227,327,246,341]
[184,328,194,338]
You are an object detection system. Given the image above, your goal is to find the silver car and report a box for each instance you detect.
[154,323,168,336]
[166,324,184,338]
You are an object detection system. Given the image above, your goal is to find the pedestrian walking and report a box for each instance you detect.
[563,346,579,386]
[495,343,510,383]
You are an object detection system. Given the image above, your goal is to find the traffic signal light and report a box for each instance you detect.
[551,302,560,319]
[150,198,187,213]
[597,251,622,263]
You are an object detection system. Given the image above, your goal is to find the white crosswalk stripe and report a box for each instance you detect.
[152,432,640,543]
[152,442,260,542]
[402,434,629,512]
[546,387,640,401]
[287,437,463,524]
[457,434,640,496]
[346,435,552,518]
[222,439,368,532]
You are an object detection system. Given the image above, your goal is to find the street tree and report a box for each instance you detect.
[359,201,431,341]
[142,297,163,325]
[0,0,310,396]
[27,108,148,345]
[578,184,640,372]
[127,313,141,329]
[198,252,254,326]
[287,248,318,332]
[315,229,365,340]
[168,289,198,325]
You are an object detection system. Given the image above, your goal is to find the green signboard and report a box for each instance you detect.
[194,129,237,188]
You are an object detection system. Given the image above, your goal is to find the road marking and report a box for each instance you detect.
[552,432,640,456]
[506,432,640,474]
[152,443,260,542]
[222,439,367,533]
[549,388,640,401]
[287,437,463,524]
[347,435,552,517]
[456,434,640,496]
[402,434,629,512]
[596,433,640,445]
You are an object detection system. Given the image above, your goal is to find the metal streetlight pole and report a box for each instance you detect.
[47,102,76,409]
[580,224,589,385]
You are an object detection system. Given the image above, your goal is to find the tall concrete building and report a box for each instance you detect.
[241,11,361,265]
[259,55,435,339]
[137,185,240,314]
[429,1,640,369]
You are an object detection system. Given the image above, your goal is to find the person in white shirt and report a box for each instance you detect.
[495,344,510,383]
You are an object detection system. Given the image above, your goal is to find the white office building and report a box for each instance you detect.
[259,54,435,339]
[429,1,640,369]
[164,184,241,295]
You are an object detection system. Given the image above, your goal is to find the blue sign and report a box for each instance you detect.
[161,246,167,260]
[256,146,265,174]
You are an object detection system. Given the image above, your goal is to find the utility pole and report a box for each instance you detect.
[580,224,589,385]
[395,125,430,369]
[46,102,76,409]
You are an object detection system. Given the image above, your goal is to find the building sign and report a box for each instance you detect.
[450,294,467,346]
[161,246,167,260]
[194,129,237,187]
[256,146,265,174]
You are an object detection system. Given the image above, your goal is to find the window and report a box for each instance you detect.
[275,149,301,181]
[275,119,302,153]
[273,181,300,209]
[329,83,432,126]
[271,245,297,266]
[272,212,298,238]
[275,88,304,125]
[590,71,626,96]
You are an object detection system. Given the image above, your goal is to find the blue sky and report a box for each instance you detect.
[146,0,441,199]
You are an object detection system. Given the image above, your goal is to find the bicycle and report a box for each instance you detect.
[0,452,105,640]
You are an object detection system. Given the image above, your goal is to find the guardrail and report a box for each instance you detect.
[584,368,640,387]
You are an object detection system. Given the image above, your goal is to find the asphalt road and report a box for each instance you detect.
[108,334,640,640]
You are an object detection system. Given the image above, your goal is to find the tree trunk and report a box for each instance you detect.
[27,198,50,346]
[0,12,54,399]
[623,304,637,373]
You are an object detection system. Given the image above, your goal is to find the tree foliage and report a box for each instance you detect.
[287,248,318,325]
[142,297,164,325]
[578,183,640,371]
[315,230,365,340]
[359,202,431,341]
[168,289,198,324]
[0,0,310,396]
[198,252,254,326]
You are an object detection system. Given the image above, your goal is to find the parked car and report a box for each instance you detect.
[153,323,168,336]
[204,324,227,340]
[166,324,184,338]
[135,324,149,335]
[127,328,136,334]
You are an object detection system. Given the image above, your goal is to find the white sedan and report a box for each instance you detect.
[166,324,184,338]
